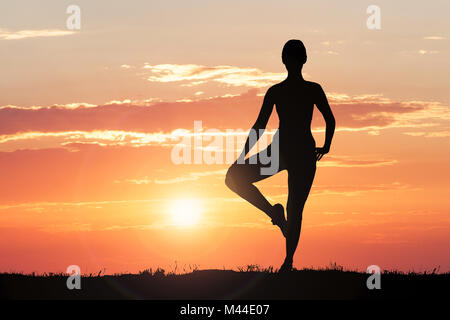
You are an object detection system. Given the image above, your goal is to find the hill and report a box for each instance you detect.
[1,267,448,300]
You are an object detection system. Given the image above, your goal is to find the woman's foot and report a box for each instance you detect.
[271,203,287,237]
[278,257,293,273]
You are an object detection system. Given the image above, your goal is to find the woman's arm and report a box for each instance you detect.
[314,84,335,160]
[236,86,275,163]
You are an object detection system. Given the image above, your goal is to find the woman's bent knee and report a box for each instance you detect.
[225,166,237,191]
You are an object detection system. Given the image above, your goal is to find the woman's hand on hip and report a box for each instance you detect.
[314,146,329,161]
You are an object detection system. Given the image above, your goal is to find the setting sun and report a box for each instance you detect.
[170,199,202,226]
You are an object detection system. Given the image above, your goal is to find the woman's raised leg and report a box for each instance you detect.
[225,145,284,221]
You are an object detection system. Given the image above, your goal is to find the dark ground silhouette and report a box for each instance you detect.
[1,267,448,300]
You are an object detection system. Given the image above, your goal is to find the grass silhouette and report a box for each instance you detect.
[1,264,448,300]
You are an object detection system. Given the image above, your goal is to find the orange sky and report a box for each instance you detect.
[0,1,449,274]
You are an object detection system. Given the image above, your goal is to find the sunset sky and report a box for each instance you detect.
[1,0,449,274]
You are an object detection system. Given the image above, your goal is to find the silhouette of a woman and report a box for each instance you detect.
[225,40,336,272]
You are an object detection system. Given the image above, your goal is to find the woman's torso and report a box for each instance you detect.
[273,80,317,155]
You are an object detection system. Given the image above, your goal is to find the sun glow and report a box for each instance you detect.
[170,199,202,226]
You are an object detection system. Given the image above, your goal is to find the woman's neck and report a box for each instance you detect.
[286,71,304,81]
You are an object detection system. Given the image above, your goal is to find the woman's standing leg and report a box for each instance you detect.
[281,155,316,271]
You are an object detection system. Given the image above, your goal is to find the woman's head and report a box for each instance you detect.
[282,39,307,68]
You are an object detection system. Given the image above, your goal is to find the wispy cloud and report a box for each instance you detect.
[142,63,286,87]
[0,28,75,40]
[154,169,227,184]
[312,182,418,196]
[319,155,398,168]
[403,130,450,138]
[271,182,418,199]
[418,49,439,55]
[1,89,449,151]
[0,199,163,211]
[0,102,97,110]
[423,36,446,40]
[0,130,176,152]
[115,169,227,185]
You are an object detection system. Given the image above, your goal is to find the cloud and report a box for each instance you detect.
[321,211,345,215]
[0,130,177,152]
[311,182,417,196]
[0,198,164,211]
[1,89,449,152]
[418,49,439,55]
[423,36,446,40]
[0,102,97,110]
[142,63,286,87]
[0,90,262,136]
[154,169,226,184]
[116,169,227,185]
[0,28,75,40]
[327,96,450,133]
[319,155,398,168]
[271,182,418,198]
[403,130,450,138]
